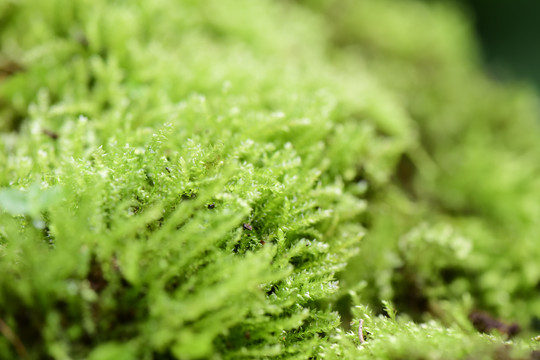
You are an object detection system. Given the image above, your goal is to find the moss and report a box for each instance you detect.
[0,0,539,358]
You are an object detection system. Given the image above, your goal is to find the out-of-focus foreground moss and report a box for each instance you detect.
[1,0,539,359]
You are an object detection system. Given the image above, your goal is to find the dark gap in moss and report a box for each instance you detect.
[351,167,379,201]
[358,209,374,230]
[335,293,353,331]
[0,107,25,132]
[101,99,113,112]
[394,153,417,199]
[144,170,155,187]
[164,274,187,293]
[266,283,279,296]
[391,265,430,321]
[87,73,97,92]
[153,350,177,360]
[41,217,55,249]
[5,301,45,355]
[289,254,312,269]
[112,292,146,332]
[439,266,468,284]
[531,316,540,332]
[148,216,165,233]
[180,192,197,202]
[87,256,108,294]
[163,274,180,293]
[91,286,148,343]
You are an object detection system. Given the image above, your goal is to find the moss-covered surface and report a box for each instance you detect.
[1,0,539,359]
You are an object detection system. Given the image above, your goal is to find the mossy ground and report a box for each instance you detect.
[1,0,540,359]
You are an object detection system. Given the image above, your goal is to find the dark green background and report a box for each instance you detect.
[438,0,540,88]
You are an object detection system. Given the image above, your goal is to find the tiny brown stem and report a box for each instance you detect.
[0,318,28,358]
[42,128,59,140]
[358,319,365,344]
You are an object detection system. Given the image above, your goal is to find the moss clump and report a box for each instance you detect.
[0,0,539,359]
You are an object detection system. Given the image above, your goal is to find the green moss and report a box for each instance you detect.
[0,0,539,359]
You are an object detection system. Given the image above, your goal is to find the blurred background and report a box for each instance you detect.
[434,0,540,88]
